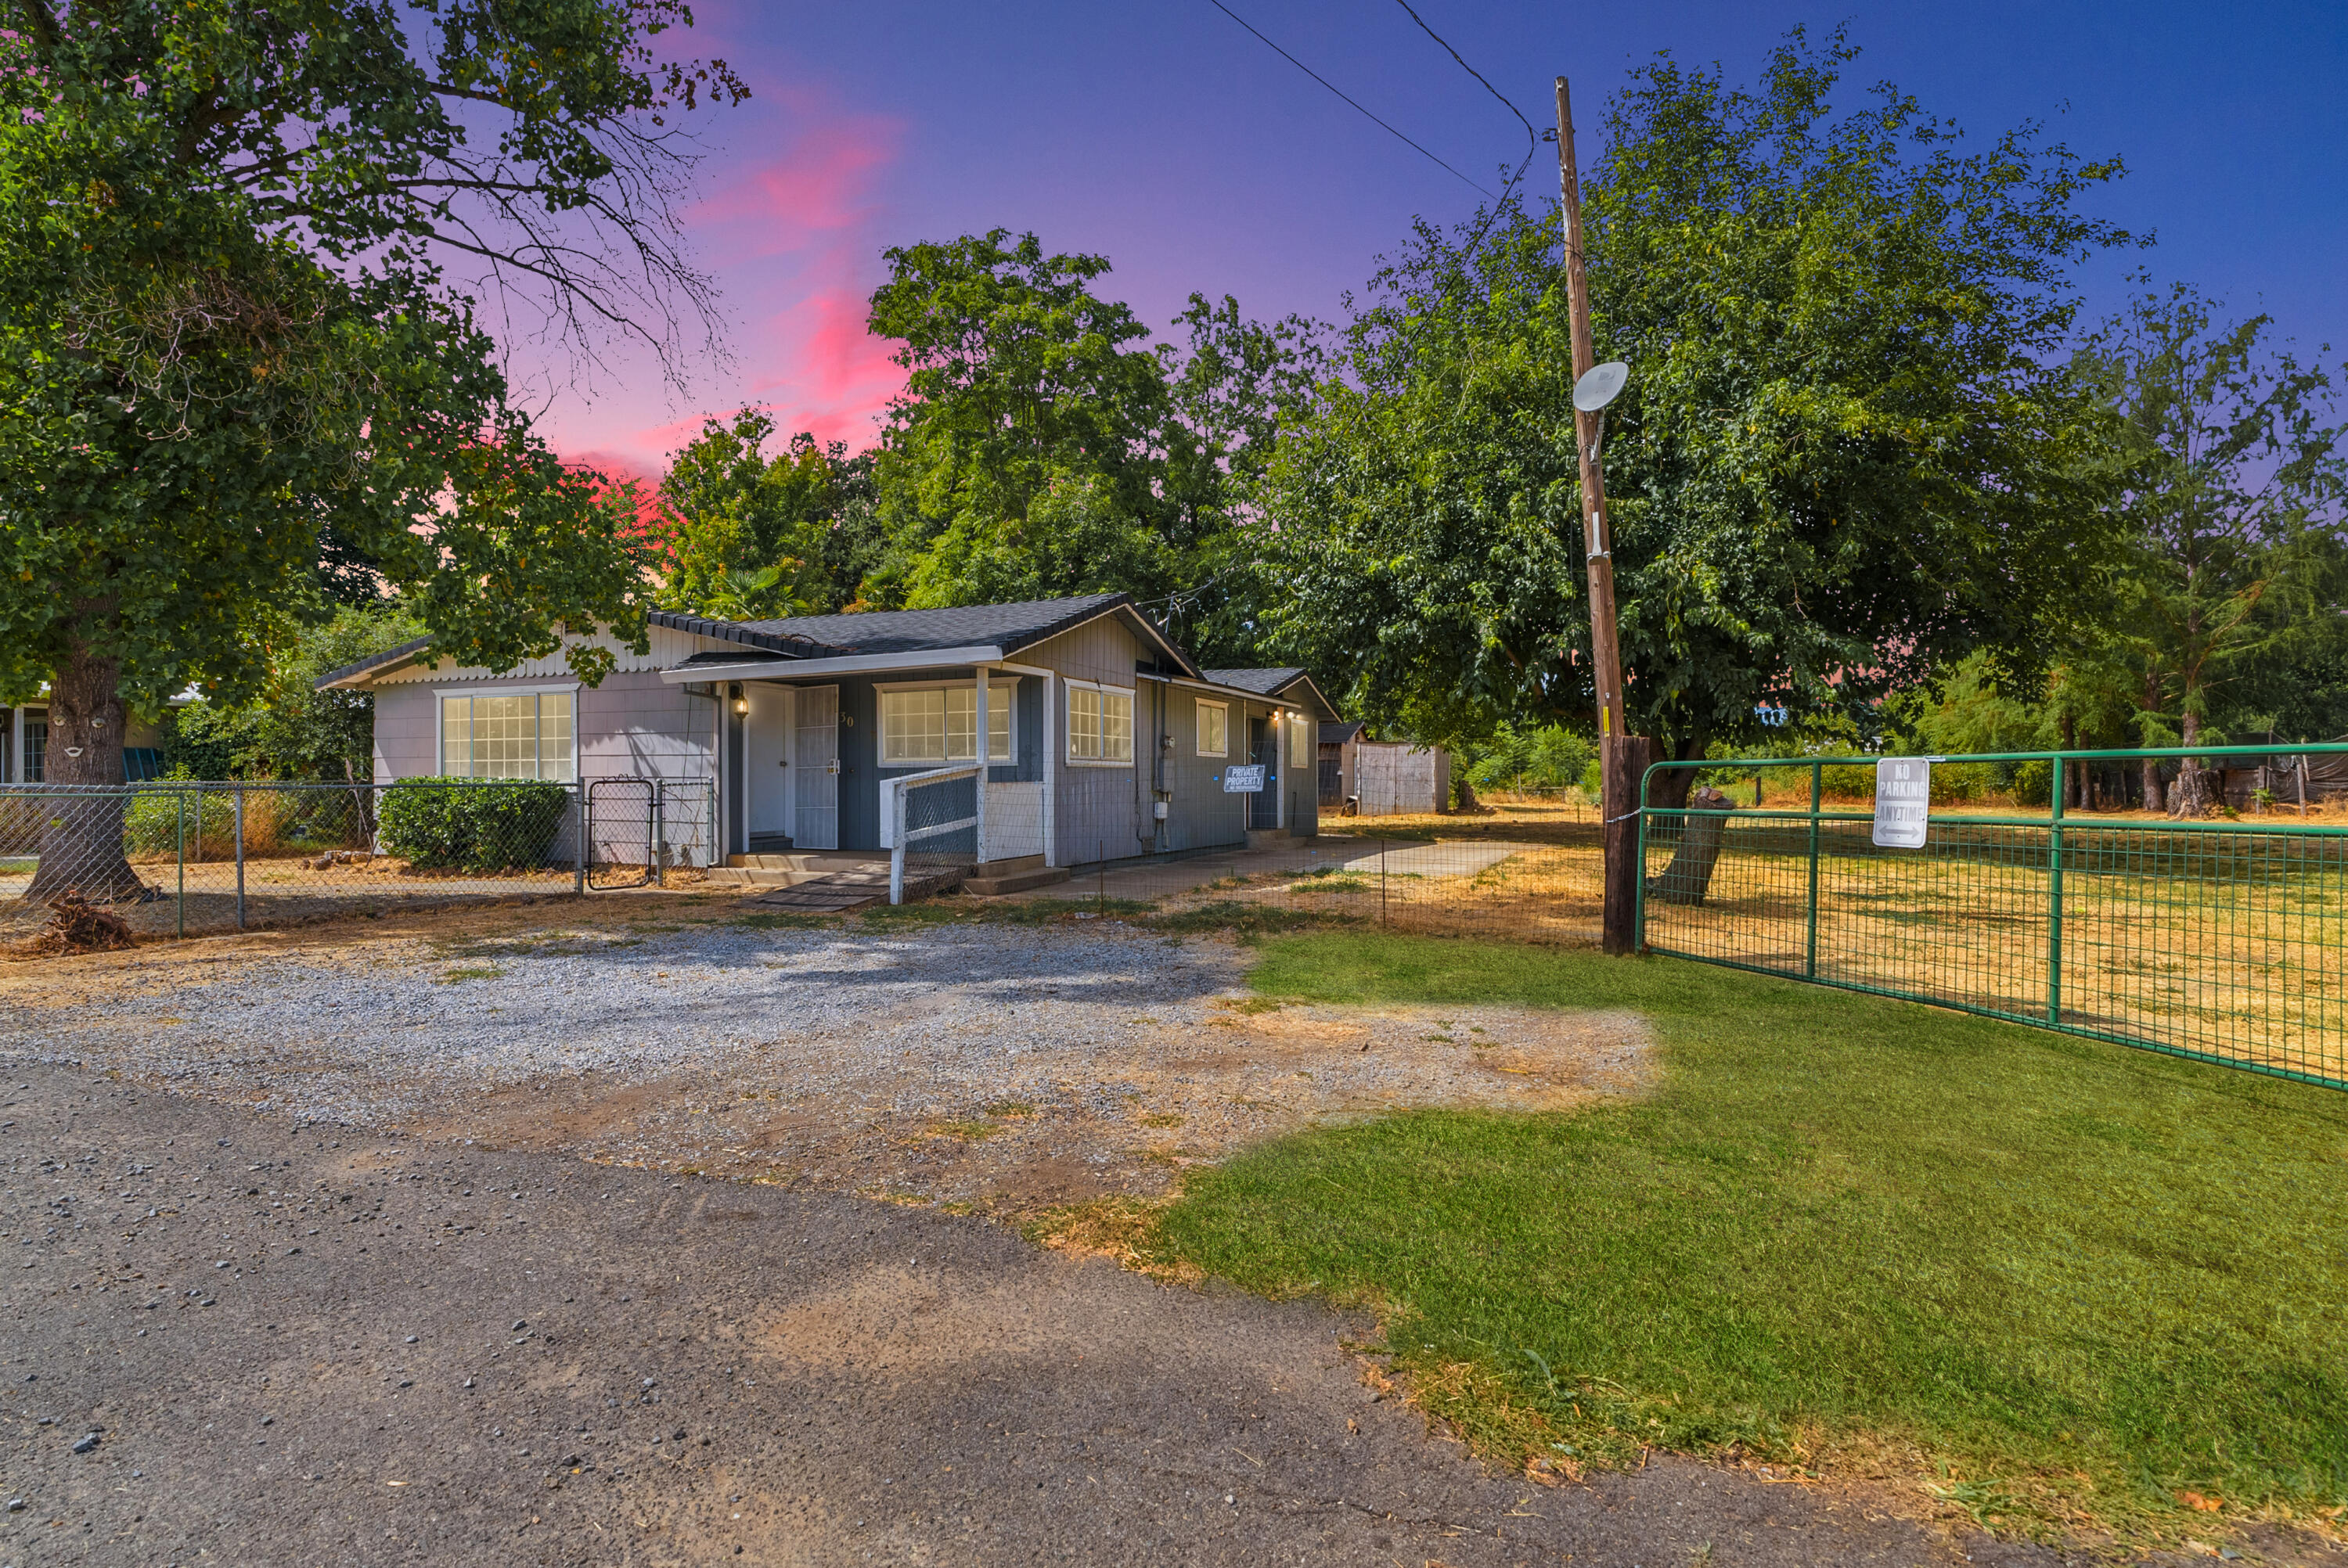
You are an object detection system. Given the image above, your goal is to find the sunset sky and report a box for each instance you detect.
[539,0,2348,485]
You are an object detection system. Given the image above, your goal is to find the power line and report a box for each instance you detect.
[1388,0,1539,208]
[1200,0,1493,196]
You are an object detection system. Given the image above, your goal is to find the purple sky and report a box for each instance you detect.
[539,0,2348,484]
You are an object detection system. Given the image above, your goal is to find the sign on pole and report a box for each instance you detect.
[1223,764,1266,794]
[1872,757,1932,849]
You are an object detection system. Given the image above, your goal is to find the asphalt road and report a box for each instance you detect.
[0,1063,2100,1566]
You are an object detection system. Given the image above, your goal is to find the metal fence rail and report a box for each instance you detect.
[0,776,711,942]
[1637,745,2348,1091]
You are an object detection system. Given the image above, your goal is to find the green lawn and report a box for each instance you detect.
[1143,933,2348,1537]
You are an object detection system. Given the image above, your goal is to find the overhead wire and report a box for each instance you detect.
[1199,0,1494,196]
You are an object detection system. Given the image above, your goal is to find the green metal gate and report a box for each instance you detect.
[1637,745,2348,1091]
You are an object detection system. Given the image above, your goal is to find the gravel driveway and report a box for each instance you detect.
[1,908,1651,1210]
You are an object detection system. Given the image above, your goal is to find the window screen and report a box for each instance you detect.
[1068,685,1134,764]
[882,684,1013,765]
[438,692,574,780]
[1197,699,1227,757]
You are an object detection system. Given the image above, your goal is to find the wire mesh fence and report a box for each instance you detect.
[1637,746,2348,1091]
[0,778,705,943]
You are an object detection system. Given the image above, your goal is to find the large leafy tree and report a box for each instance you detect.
[862,230,1179,611]
[1259,30,2135,798]
[2080,286,2346,812]
[0,0,741,897]
[657,411,882,620]
[858,231,1320,665]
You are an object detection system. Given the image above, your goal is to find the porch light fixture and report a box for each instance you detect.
[733,696,750,716]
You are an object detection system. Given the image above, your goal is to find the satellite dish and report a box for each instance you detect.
[1572,361,1630,413]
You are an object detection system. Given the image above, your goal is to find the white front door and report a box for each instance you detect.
[746,684,794,840]
[792,685,840,850]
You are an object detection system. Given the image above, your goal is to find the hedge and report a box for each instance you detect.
[376,779,569,872]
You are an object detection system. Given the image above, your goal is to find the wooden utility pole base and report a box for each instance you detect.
[1601,735,1654,955]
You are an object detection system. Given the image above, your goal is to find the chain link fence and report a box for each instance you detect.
[0,777,714,943]
[1637,746,2348,1091]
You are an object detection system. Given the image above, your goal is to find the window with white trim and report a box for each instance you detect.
[1066,681,1134,764]
[1288,710,1313,768]
[438,691,575,780]
[1195,698,1228,757]
[879,682,1014,765]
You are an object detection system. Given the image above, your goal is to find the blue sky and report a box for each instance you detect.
[543,0,2348,475]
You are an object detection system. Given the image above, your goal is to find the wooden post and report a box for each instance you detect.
[1558,75,1646,955]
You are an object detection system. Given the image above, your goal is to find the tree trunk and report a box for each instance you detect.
[22,636,148,904]
[2059,714,2080,809]
[1644,733,1711,811]
[2170,710,2213,818]
[1647,785,1734,906]
[2139,669,2164,814]
[1453,771,1481,814]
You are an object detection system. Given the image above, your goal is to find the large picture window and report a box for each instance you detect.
[438,691,575,780]
[1067,682,1134,765]
[1195,698,1228,758]
[880,682,1014,766]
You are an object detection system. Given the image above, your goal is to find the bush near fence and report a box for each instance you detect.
[376,779,568,872]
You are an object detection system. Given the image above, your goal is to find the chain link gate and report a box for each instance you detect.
[586,778,656,889]
[585,778,716,890]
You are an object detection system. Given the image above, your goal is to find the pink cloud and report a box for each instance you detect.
[531,82,912,477]
[690,120,899,254]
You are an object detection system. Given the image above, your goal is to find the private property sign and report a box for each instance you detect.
[1873,757,1932,848]
[1222,764,1266,793]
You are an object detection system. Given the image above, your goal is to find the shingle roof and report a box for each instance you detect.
[312,636,432,691]
[1201,667,1309,696]
[730,593,1147,659]
[646,611,834,655]
[319,592,1199,690]
[1320,720,1367,745]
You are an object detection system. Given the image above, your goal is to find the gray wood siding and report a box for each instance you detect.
[580,672,715,781]
[1157,683,1250,851]
[373,685,437,779]
[373,671,711,782]
[1021,617,1149,865]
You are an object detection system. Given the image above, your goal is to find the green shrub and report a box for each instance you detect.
[123,787,232,855]
[377,779,569,871]
[2010,759,2052,806]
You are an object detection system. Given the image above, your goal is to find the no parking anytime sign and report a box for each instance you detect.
[1873,757,1933,848]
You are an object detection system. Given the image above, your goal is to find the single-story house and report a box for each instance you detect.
[316,592,1339,880]
[1316,721,1452,816]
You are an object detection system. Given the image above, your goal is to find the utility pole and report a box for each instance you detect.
[1554,75,1647,955]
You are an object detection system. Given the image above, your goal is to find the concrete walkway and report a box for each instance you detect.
[1031,836,1540,904]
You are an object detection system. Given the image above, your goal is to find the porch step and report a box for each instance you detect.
[963,865,1071,897]
[1244,829,1293,851]
[743,865,963,913]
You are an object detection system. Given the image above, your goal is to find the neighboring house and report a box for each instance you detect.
[1316,721,1451,816]
[2,689,178,783]
[316,592,1338,875]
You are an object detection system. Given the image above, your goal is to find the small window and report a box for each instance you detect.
[880,682,1014,766]
[1067,682,1133,764]
[438,692,574,780]
[22,716,46,782]
[1288,711,1312,768]
[1196,699,1228,757]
